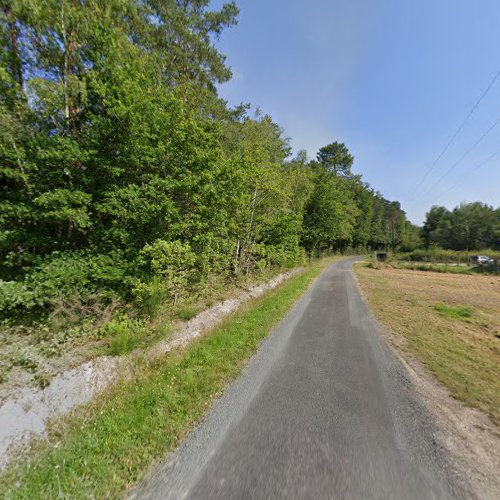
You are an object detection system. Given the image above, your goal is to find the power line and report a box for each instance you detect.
[421,113,500,199]
[413,67,500,192]
[425,149,500,205]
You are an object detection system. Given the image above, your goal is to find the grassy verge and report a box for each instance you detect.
[389,261,497,275]
[355,262,500,425]
[0,258,332,499]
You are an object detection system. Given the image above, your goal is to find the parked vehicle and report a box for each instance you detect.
[471,255,494,266]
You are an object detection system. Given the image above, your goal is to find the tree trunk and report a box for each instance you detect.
[233,239,240,274]
[61,1,80,139]
[3,4,23,87]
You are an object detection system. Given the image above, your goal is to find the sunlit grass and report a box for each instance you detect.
[434,303,473,320]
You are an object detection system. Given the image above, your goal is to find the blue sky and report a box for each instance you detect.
[213,0,500,224]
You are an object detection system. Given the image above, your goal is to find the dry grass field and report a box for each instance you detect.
[355,263,500,426]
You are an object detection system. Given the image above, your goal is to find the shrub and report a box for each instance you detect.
[0,251,129,318]
[132,276,168,318]
[400,247,500,264]
[176,304,198,321]
[267,244,306,268]
[195,236,234,278]
[98,314,146,356]
[29,251,129,300]
[140,240,196,304]
[243,243,305,274]
[0,280,37,314]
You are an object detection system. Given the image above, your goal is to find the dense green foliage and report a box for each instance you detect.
[401,247,500,263]
[422,202,500,251]
[0,0,411,326]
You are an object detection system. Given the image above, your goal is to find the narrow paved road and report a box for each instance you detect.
[134,258,467,500]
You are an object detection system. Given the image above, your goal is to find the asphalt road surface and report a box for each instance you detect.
[133,258,468,500]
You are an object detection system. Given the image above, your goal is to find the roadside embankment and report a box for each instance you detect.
[0,266,303,470]
[0,258,331,497]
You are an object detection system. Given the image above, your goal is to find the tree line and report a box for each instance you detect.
[422,202,500,251]
[0,0,412,320]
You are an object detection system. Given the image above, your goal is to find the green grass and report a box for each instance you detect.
[0,259,331,499]
[434,303,474,320]
[392,261,498,276]
[395,262,474,274]
[398,248,500,262]
[97,314,147,356]
[176,304,198,321]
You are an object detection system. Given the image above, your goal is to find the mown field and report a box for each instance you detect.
[355,263,500,425]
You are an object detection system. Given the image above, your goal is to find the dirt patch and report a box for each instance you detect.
[354,264,500,499]
[390,344,500,500]
[0,267,301,469]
